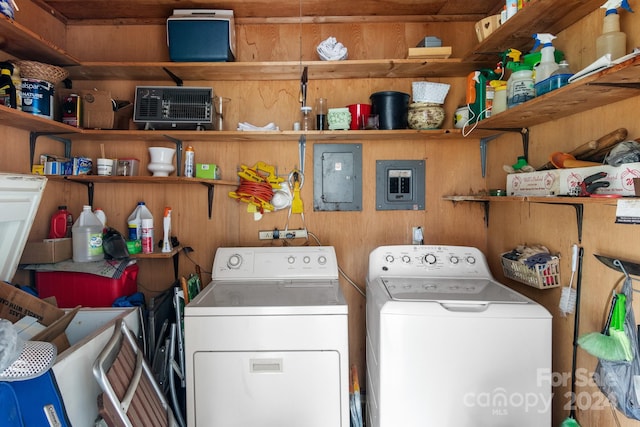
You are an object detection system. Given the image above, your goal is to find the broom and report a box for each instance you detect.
[560,246,583,427]
[577,294,628,361]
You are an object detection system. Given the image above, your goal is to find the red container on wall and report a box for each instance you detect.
[36,264,139,308]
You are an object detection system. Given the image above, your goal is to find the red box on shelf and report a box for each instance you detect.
[36,264,139,308]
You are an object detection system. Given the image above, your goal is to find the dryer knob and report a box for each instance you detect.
[303,256,311,264]
[424,254,437,264]
[287,256,296,264]
[227,254,242,269]
[385,255,395,263]
[318,256,327,265]
[466,256,476,265]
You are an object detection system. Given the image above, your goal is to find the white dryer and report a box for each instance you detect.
[366,245,552,427]
[184,246,349,427]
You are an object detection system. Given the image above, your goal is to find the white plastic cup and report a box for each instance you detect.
[97,158,114,176]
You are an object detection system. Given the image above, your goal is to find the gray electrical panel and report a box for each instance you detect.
[376,160,425,210]
[313,143,362,211]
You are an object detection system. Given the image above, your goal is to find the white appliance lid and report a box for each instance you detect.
[381,277,530,304]
[0,174,47,282]
[186,279,348,315]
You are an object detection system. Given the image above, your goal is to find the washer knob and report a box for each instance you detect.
[227,254,242,269]
[318,256,327,265]
[424,254,437,264]
[449,256,459,265]
[385,255,395,263]
[303,256,311,264]
[287,256,296,264]
[401,255,411,264]
[466,256,476,265]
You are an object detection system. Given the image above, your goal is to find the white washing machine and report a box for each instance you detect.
[184,246,349,427]
[366,245,552,427]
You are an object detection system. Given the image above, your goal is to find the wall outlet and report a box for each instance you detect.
[259,229,308,240]
[412,226,424,245]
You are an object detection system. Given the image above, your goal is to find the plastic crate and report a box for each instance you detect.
[500,253,561,289]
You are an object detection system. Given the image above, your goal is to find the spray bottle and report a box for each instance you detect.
[465,68,499,123]
[162,207,173,253]
[596,0,634,60]
[532,33,560,84]
[505,49,535,108]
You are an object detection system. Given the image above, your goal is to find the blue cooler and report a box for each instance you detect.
[167,9,236,62]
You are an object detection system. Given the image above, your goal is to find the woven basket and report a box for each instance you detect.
[412,81,450,104]
[14,60,69,84]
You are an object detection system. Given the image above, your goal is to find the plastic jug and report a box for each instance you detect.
[94,208,107,228]
[72,205,104,262]
[48,205,71,239]
[127,201,147,240]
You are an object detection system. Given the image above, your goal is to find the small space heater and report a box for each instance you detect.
[134,86,214,130]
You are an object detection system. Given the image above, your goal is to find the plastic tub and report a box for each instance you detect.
[535,74,571,97]
[369,91,410,130]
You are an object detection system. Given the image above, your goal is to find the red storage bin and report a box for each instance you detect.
[36,264,139,308]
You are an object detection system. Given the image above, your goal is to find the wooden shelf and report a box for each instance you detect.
[47,175,237,187]
[443,195,625,205]
[473,55,640,131]
[131,245,181,259]
[464,0,603,62]
[0,15,79,66]
[65,58,494,81]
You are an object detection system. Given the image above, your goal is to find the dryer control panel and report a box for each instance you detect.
[368,245,493,280]
[212,246,339,281]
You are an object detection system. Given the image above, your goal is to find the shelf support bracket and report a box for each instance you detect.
[163,135,184,176]
[537,202,584,243]
[62,177,95,206]
[479,134,502,177]
[201,183,215,219]
[29,132,73,171]
[520,127,529,161]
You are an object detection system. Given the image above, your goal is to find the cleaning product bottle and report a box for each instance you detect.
[184,145,195,178]
[547,61,574,94]
[505,49,535,108]
[127,201,145,240]
[596,0,634,60]
[72,205,104,262]
[48,205,71,239]
[94,208,107,229]
[162,207,173,253]
[9,62,21,111]
[532,33,560,85]
[139,203,154,254]
[490,80,508,115]
[0,62,17,109]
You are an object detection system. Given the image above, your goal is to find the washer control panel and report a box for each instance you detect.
[368,245,492,280]
[212,246,338,280]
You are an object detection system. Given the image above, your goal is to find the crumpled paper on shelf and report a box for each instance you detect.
[237,122,280,131]
[316,37,348,61]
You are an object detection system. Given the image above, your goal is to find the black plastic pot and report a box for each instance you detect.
[369,91,410,130]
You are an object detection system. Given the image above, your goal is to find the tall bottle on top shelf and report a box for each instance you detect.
[72,205,104,262]
[596,0,633,60]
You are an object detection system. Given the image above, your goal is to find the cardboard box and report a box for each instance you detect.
[506,162,640,196]
[20,238,72,264]
[0,281,76,352]
[58,89,132,129]
[196,163,220,179]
